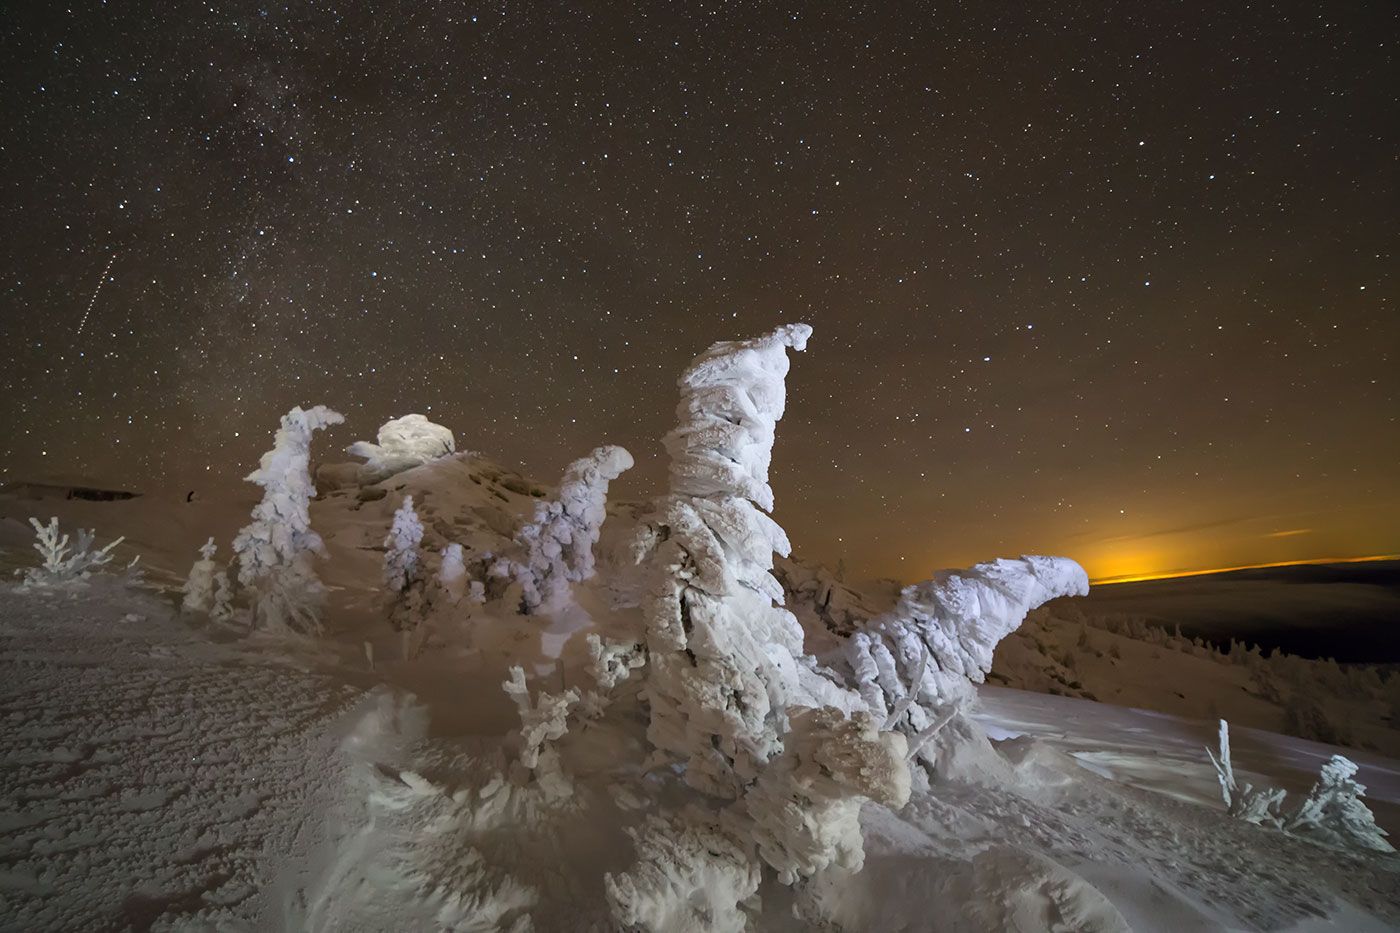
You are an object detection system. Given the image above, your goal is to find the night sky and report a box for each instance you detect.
[2,3,1396,582]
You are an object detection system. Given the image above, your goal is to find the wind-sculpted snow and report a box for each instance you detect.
[641,323,844,798]
[0,580,360,931]
[348,413,456,484]
[737,706,911,885]
[843,556,1089,753]
[502,444,633,613]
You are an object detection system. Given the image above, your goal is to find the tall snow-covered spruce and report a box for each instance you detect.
[641,323,840,798]
[232,404,344,635]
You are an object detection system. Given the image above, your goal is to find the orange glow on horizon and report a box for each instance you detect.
[1090,553,1400,586]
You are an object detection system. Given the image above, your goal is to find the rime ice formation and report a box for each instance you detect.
[737,706,911,885]
[1207,719,1393,853]
[842,556,1089,752]
[641,323,840,798]
[232,404,344,635]
[501,445,634,613]
[349,413,456,483]
[383,495,426,632]
[1207,719,1287,825]
[22,517,124,586]
[604,808,762,933]
[579,633,646,719]
[1285,755,1394,853]
[181,538,221,614]
[501,666,579,800]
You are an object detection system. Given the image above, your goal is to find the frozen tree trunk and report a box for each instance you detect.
[232,404,344,635]
[501,445,634,613]
[383,495,426,633]
[641,323,826,798]
[840,555,1089,756]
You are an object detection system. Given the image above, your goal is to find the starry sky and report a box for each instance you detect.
[2,2,1396,583]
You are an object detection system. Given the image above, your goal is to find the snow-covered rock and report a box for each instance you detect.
[349,414,456,484]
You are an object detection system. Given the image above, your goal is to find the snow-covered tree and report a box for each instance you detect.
[383,495,426,633]
[499,445,634,613]
[501,665,579,800]
[1207,719,1393,853]
[348,413,455,483]
[841,555,1089,759]
[181,537,221,613]
[20,517,124,586]
[1283,755,1394,852]
[640,323,846,798]
[232,404,344,635]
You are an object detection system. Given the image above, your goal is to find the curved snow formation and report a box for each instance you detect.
[349,413,455,483]
[844,556,1089,743]
[642,324,853,798]
[510,445,634,611]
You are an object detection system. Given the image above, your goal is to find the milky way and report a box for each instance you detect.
[1,3,1395,580]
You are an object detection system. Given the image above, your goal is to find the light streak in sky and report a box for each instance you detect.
[75,251,118,338]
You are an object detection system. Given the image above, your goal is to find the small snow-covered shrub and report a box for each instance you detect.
[232,404,344,634]
[1206,719,1393,853]
[1283,755,1394,852]
[384,495,426,634]
[579,633,646,719]
[348,413,455,484]
[20,517,124,586]
[182,537,221,613]
[1206,719,1286,826]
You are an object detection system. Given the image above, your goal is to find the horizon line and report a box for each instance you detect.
[1091,553,1400,586]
